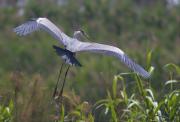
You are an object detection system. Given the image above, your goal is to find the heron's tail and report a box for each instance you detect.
[53,45,82,67]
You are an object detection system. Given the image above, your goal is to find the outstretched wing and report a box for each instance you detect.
[75,42,150,78]
[13,17,69,46]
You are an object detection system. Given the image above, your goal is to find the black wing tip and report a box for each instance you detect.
[30,18,38,21]
[75,61,82,67]
[52,45,63,56]
[52,45,63,53]
[53,45,59,49]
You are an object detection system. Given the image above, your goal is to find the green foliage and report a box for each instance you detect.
[0,100,14,122]
[59,105,64,122]
[162,90,180,121]
[0,63,179,121]
[93,70,179,121]
[65,102,94,122]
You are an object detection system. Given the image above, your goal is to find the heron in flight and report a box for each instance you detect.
[14,17,150,97]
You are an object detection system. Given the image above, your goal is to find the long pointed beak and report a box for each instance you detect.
[83,32,90,39]
[80,29,90,40]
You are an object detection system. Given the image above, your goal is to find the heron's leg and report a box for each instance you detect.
[59,66,70,97]
[53,62,64,98]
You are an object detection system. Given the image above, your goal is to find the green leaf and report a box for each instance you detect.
[107,90,112,100]
[94,103,105,111]
[146,89,154,100]
[135,75,145,97]
[145,96,154,107]
[69,111,81,118]
[104,107,109,115]
[112,76,118,98]
[164,63,180,74]
[146,50,153,69]
[165,80,179,85]
[88,114,94,122]
[148,66,155,75]
[110,104,118,122]
[154,101,164,115]
[119,72,135,76]
[127,100,140,109]
[59,105,65,122]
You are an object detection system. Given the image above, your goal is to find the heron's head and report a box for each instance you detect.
[73,29,89,40]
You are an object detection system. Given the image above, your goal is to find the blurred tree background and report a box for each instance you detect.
[0,0,179,121]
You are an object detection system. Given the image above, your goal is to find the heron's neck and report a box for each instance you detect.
[66,38,79,52]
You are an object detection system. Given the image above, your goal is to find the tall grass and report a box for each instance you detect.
[0,63,179,122]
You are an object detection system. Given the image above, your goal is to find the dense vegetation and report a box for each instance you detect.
[0,0,179,121]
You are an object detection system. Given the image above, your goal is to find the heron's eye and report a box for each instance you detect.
[80,29,85,35]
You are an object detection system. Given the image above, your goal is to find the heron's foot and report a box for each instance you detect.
[58,89,64,98]
[52,93,64,121]
[53,91,63,101]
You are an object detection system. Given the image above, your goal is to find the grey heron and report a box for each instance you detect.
[14,17,150,96]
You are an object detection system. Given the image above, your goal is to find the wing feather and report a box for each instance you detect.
[75,42,150,78]
[13,17,69,46]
